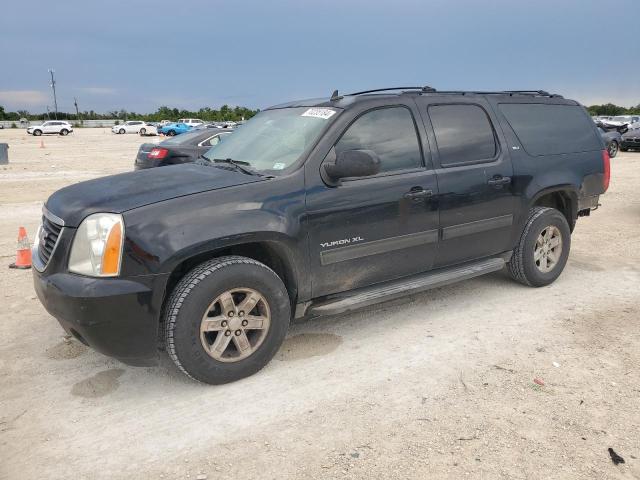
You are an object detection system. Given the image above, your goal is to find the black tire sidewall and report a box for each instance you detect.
[34,130,42,136]
[60,129,68,136]
[521,210,571,287]
[119,129,125,134]
[609,141,618,158]
[170,261,290,384]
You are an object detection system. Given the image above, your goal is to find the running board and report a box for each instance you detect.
[305,257,506,318]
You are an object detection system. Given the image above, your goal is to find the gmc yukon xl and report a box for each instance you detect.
[33,87,609,384]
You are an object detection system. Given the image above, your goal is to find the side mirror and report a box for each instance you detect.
[323,149,380,182]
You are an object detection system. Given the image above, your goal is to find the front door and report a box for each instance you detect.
[305,102,439,298]
[416,98,517,268]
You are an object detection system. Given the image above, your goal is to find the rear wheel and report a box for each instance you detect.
[508,207,571,287]
[167,130,176,136]
[164,256,291,384]
[608,140,618,158]
[60,129,69,136]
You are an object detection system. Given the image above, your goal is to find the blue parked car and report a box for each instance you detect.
[158,122,193,136]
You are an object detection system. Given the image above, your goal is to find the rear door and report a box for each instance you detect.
[305,100,440,298]
[416,97,516,268]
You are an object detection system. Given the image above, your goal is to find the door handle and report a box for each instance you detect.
[403,188,433,200]
[487,176,511,187]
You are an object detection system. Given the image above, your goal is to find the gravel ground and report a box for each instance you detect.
[0,128,639,480]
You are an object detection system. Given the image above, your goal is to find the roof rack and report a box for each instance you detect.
[339,87,561,99]
[346,86,436,96]
[431,90,562,98]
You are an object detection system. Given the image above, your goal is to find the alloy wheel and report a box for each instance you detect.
[534,225,562,273]
[200,288,271,363]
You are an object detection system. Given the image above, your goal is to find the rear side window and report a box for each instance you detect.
[335,106,423,174]
[499,103,601,156]
[428,104,497,166]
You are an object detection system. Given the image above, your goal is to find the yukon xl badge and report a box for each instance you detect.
[320,236,364,249]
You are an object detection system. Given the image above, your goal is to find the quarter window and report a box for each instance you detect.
[335,107,422,174]
[429,104,497,166]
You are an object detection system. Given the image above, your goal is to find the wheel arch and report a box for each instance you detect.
[161,239,300,315]
[530,186,578,231]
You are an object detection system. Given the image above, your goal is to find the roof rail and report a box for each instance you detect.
[347,86,436,96]
[427,90,562,98]
[340,87,561,99]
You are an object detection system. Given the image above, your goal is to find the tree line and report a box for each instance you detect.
[0,105,258,122]
[586,103,640,116]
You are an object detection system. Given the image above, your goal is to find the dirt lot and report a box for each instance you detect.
[0,128,639,480]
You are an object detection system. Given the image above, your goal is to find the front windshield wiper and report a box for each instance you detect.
[209,157,268,177]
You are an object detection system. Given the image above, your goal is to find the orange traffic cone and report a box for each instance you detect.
[9,227,32,269]
[39,140,45,148]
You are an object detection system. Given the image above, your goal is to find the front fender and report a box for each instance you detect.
[119,173,308,289]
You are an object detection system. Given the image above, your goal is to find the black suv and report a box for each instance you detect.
[33,87,609,384]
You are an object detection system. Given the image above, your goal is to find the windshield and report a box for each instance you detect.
[202,107,338,172]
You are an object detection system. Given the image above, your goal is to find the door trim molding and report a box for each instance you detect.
[320,229,439,266]
[441,214,513,240]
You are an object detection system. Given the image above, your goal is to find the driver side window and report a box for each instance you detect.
[335,106,423,174]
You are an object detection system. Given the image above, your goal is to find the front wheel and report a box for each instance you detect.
[33,129,42,136]
[508,207,571,287]
[139,128,146,135]
[119,128,125,134]
[608,141,619,158]
[164,256,291,384]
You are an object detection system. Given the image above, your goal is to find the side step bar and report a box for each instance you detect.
[304,256,506,318]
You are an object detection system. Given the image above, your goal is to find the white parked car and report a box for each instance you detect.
[606,115,640,127]
[177,118,205,127]
[139,123,158,136]
[27,121,73,136]
[112,121,148,134]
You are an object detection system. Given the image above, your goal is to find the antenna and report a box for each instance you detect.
[330,89,343,101]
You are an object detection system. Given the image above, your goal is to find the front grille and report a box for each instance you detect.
[38,215,63,265]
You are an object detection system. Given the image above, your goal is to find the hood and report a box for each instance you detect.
[45,163,265,227]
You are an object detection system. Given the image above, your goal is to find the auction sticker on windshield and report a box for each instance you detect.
[301,108,337,120]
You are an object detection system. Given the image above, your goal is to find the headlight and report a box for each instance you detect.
[68,213,124,277]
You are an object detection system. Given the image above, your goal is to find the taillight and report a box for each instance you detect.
[148,147,169,160]
[602,149,610,192]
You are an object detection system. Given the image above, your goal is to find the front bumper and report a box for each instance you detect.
[621,139,640,149]
[33,266,168,366]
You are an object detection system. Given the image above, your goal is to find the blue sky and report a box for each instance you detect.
[1,0,639,113]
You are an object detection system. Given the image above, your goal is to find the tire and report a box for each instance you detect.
[60,129,69,136]
[139,128,146,135]
[164,256,291,384]
[33,129,42,136]
[167,130,176,136]
[608,141,618,158]
[507,207,571,287]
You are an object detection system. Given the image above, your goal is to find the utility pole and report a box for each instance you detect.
[48,69,58,119]
[74,97,81,123]
[46,106,51,120]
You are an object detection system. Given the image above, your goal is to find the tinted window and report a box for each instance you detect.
[335,107,422,173]
[499,103,601,156]
[429,104,496,166]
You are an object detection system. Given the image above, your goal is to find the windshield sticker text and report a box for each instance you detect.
[301,108,337,120]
